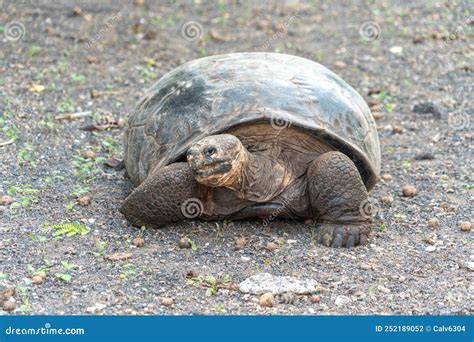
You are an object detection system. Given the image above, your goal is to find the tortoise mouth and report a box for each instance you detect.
[191,161,233,178]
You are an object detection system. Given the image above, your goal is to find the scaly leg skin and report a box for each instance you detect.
[307,152,372,248]
[120,162,201,228]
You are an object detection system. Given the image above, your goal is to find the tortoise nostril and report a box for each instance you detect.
[204,146,217,158]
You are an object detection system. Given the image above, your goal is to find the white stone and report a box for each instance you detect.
[239,273,318,295]
[334,295,352,306]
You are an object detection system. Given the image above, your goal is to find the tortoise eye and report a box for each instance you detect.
[204,146,217,158]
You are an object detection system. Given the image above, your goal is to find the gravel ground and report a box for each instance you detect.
[0,0,472,315]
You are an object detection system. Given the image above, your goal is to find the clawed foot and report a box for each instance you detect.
[316,223,370,248]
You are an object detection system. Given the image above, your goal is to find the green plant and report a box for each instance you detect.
[54,273,72,282]
[379,223,386,232]
[17,142,36,166]
[51,223,90,238]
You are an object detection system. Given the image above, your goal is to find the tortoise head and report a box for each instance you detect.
[186,134,247,187]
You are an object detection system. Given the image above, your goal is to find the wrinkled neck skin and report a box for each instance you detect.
[221,148,291,203]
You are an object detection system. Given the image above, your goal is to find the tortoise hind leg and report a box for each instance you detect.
[307,151,372,248]
[120,162,202,228]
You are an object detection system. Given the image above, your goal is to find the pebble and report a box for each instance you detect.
[460,221,471,232]
[412,102,441,118]
[334,295,351,306]
[83,150,95,160]
[235,236,247,249]
[78,195,92,206]
[334,61,346,69]
[309,294,321,303]
[239,273,318,295]
[427,218,439,228]
[381,195,394,206]
[259,293,275,307]
[402,185,416,197]
[304,218,314,224]
[0,195,13,205]
[381,174,392,181]
[160,297,173,306]
[241,256,251,262]
[3,300,16,311]
[32,275,44,285]
[392,125,403,134]
[178,237,191,249]
[266,242,278,251]
[132,237,145,247]
[425,245,436,252]
[377,285,391,294]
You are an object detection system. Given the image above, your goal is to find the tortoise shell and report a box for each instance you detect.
[124,53,381,190]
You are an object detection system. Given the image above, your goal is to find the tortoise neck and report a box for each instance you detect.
[224,150,291,202]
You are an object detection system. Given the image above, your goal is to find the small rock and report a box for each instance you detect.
[334,295,351,306]
[85,303,107,313]
[392,125,403,134]
[412,35,424,44]
[241,256,251,262]
[90,89,101,98]
[0,195,13,206]
[304,218,314,224]
[402,185,416,197]
[460,221,471,232]
[132,237,145,247]
[425,245,436,252]
[83,150,95,160]
[427,218,439,228]
[32,275,44,285]
[0,287,16,302]
[266,242,278,251]
[77,195,92,206]
[412,102,441,118]
[389,46,403,54]
[309,294,321,303]
[334,61,346,69]
[377,285,391,294]
[178,237,191,249]
[133,0,144,5]
[239,273,318,295]
[381,174,392,181]
[3,300,16,312]
[381,195,393,206]
[463,261,474,272]
[259,293,275,307]
[106,252,132,261]
[104,157,122,168]
[235,236,247,249]
[414,152,435,160]
[72,6,82,16]
[160,297,173,306]
[372,111,383,120]
[87,56,99,64]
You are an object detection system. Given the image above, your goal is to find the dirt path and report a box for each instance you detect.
[0,0,472,315]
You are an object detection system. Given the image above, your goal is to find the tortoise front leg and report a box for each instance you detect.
[120,163,202,228]
[307,152,372,248]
